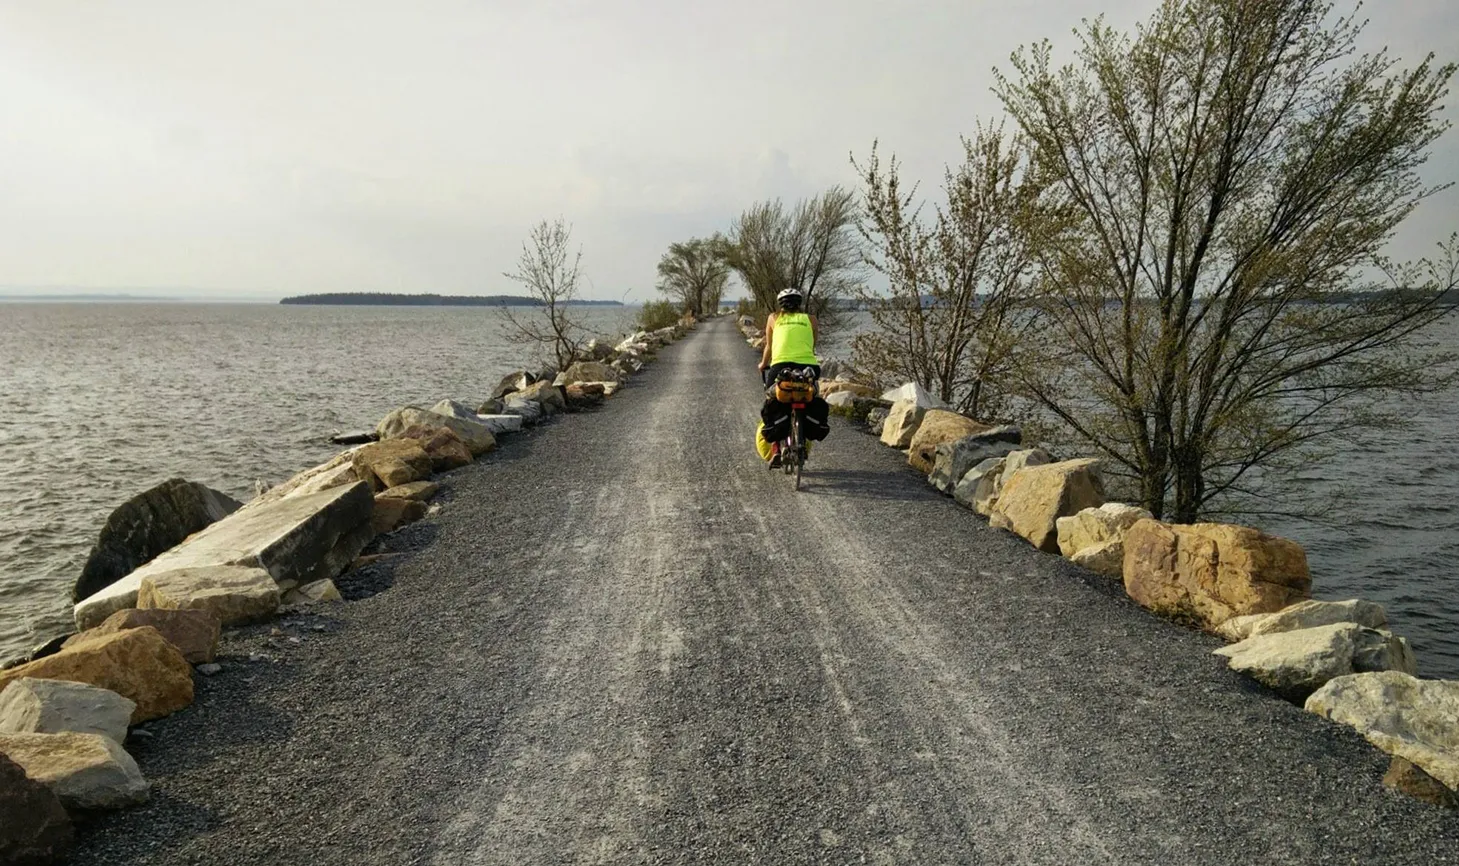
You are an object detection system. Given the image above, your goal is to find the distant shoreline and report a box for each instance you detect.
[280,292,624,307]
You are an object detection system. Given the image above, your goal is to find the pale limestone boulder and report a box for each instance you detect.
[475,414,524,435]
[74,482,374,629]
[138,566,280,627]
[820,382,877,398]
[351,439,434,490]
[989,459,1105,553]
[283,579,342,606]
[1121,519,1310,630]
[878,382,947,409]
[247,452,363,508]
[64,608,220,664]
[0,678,136,743]
[1056,503,1153,559]
[0,732,149,810]
[377,481,439,502]
[0,751,72,863]
[879,401,926,449]
[1214,623,1415,701]
[1069,539,1125,577]
[427,399,481,423]
[1216,599,1390,642]
[553,360,622,386]
[1305,671,1459,791]
[0,628,192,724]
[377,407,496,456]
[825,391,856,408]
[907,411,995,474]
[399,424,472,473]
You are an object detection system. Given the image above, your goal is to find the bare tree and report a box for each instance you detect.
[852,123,1044,419]
[656,237,730,319]
[721,187,864,324]
[500,218,591,371]
[996,0,1458,522]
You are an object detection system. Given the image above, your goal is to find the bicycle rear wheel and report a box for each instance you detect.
[791,413,803,490]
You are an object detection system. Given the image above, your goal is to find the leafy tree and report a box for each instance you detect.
[721,187,864,324]
[996,0,1458,522]
[500,218,592,371]
[852,123,1044,419]
[655,237,729,319]
[637,299,681,331]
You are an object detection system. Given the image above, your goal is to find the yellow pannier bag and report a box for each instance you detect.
[774,380,815,404]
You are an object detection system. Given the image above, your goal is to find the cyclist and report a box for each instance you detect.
[756,288,826,467]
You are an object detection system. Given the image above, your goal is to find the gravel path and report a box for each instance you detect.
[74,319,1459,865]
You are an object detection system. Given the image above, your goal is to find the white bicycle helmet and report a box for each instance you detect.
[776,287,804,307]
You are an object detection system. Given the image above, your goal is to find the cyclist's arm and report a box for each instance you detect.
[759,314,776,370]
[810,314,820,348]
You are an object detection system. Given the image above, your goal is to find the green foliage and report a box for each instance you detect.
[637,299,681,332]
[656,237,729,318]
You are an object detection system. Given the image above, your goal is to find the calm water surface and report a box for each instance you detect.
[1,303,1456,679]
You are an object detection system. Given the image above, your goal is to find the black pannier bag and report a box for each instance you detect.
[759,397,830,443]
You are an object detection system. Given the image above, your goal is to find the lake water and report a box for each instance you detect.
[1,304,1456,680]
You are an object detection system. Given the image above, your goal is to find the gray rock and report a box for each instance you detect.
[867,408,890,436]
[0,732,150,811]
[196,663,223,676]
[475,414,524,435]
[928,427,1023,494]
[75,479,242,603]
[502,398,544,425]
[491,370,535,399]
[74,482,374,629]
[1306,671,1459,791]
[1217,599,1390,642]
[0,678,136,744]
[953,457,1008,513]
[475,398,504,416]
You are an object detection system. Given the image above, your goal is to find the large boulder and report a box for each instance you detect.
[376,407,496,456]
[0,732,149,811]
[554,361,622,387]
[907,411,996,475]
[400,424,472,473]
[247,451,363,508]
[824,391,856,409]
[1122,519,1311,630]
[74,481,374,629]
[377,481,439,502]
[64,608,220,664]
[989,459,1106,552]
[927,426,1023,494]
[1305,671,1459,791]
[879,401,927,449]
[427,400,482,424]
[491,370,535,399]
[514,381,566,414]
[352,439,433,489]
[0,628,192,724]
[74,479,242,603]
[1217,599,1389,643]
[0,678,135,743]
[582,339,615,361]
[564,382,606,409]
[953,457,1007,513]
[820,381,877,399]
[474,414,524,435]
[878,382,947,410]
[1055,503,1153,571]
[371,496,429,535]
[502,398,544,425]
[1213,623,1417,701]
[138,566,281,627]
[0,751,72,864]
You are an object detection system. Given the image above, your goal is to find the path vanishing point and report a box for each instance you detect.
[75,319,1459,865]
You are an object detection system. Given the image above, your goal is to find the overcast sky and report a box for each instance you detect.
[1,1,1456,301]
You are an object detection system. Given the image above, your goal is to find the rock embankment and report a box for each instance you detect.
[824,370,1458,812]
[0,319,698,862]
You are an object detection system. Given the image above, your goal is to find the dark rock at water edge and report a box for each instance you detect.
[0,751,73,865]
[329,430,377,445]
[73,479,242,604]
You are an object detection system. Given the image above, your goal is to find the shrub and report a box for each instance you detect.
[637,300,680,331]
